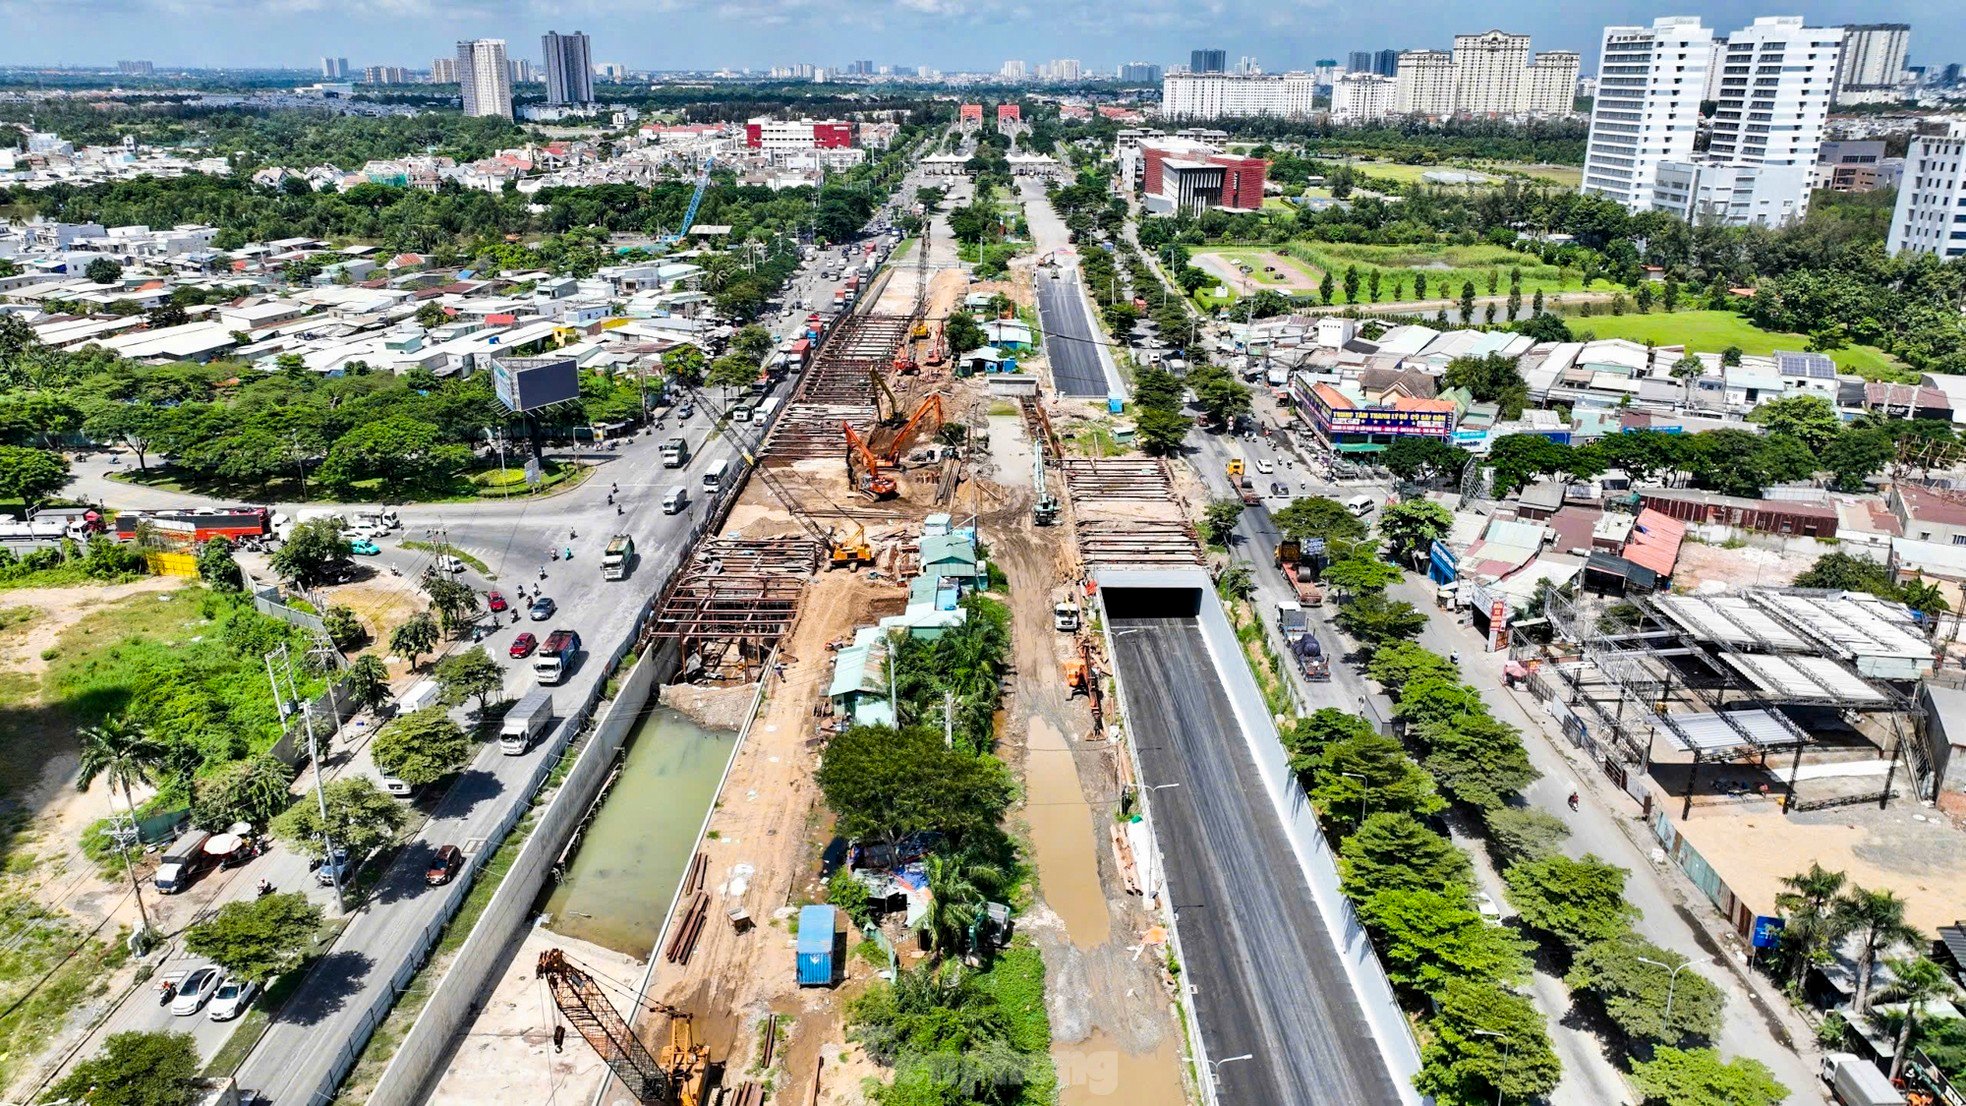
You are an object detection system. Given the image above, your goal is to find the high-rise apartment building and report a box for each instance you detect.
[1332,73,1397,124]
[1160,72,1317,119]
[1834,23,1910,103]
[542,31,594,106]
[1191,49,1227,74]
[1887,121,1966,258]
[363,66,410,85]
[1120,62,1163,84]
[1051,58,1083,81]
[1374,49,1400,77]
[430,57,457,83]
[1393,32,1576,117]
[322,57,349,79]
[507,58,539,84]
[456,39,513,120]
[1393,51,1456,115]
[999,59,1027,80]
[117,60,154,76]
[1580,17,1714,211]
[1452,31,1531,115]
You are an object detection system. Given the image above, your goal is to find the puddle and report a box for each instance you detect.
[1023,714,1111,947]
[543,703,738,957]
[1056,1030,1188,1106]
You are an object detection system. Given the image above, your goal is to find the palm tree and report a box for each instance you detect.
[1877,956,1952,1080]
[1836,886,1923,1012]
[917,851,1005,958]
[77,713,167,936]
[1774,862,1849,994]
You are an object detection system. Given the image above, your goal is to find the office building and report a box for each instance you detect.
[1160,71,1318,120]
[1580,17,1714,211]
[1835,23,1910,102]
[430,56,457,83]
[1815,140,1901,193]
[1349,50,1373,75]
[744,117,854,152]
[1191,49,1227,74]
[1888,122,1966,258]
[1332,73,1397,124]
[542,31,594,106]
[1140,139,1267,213]
[456,39,513,119]
[1120,62,1163,84]
[322,57,349,79]
[1373,48,1400,77]
[117,60,154,76]
[1393,31,1577,117]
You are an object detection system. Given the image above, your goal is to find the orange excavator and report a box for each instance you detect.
[843,422,898,500]
[882,394,946,465]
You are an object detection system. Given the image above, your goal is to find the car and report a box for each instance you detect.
[349,539,380,556]
[529,597,556,621]
[316,848,358,887]
[1254,458,1275,475]
[509,632,538,659]
[1271,481,1290,496]
[381,774,414,797]
[486,590,508,613]
[171,966,222,1015]
[1473,891,1504,922]
[426,844,464,886]
[208,976,259,1021]
[435,554,466,573]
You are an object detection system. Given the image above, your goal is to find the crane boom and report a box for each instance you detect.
[538,949,671,1103]
[661,155,716,244]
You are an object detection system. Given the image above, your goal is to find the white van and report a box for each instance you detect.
[662,486,690,515]
[1346,494,1377,517]
[730,403,754,423]
[755,396,782,425]
[701,459,730,493]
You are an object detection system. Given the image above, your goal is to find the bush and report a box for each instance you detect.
[828,867,875,929]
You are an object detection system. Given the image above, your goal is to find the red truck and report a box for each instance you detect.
[114,507,270,543]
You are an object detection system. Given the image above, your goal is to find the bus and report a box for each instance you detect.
[702,458,731,493]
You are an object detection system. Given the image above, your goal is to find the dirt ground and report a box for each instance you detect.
[662,682,762,733]
[1671,539,1818,592]
[1190,248,1322,295]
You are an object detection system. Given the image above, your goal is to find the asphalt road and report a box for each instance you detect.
[1033,271,1114,399]
[1111,616,1400,1106]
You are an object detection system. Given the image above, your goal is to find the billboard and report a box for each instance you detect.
[492,355,580,413]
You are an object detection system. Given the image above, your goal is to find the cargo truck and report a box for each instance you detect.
[154,829,214,894]
[602,535,635,581]
[661,437,690,467]
[532,629,581,685]
[1821,1054,1904,1106]
[500,689,555,755]
[1276,600,1308,642]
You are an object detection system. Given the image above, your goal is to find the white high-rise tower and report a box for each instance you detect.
[1580,17,1714,212]
[456,39,513,119]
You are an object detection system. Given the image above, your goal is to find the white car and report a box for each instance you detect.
[208,976,259,1021]
[1254,458,1276,475]
[171,966,222,1016]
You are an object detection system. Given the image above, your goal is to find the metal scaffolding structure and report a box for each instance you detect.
[538,949,670,1103]
[648,538,823,681]
[766,314,910,460]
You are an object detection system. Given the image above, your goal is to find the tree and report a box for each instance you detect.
[817,725,1014,849]
[49,1029,201,1106]
[0,444,72,509]
[1334,593,1427,650]
[1321,557,1403,595]
[1271,496,1367,546]
[85,257,124,285]
[193,755,294,830]
[1504,852,1637,946]
[78,712,166,934]
[1442,354,1530,419]
[1392,677,1485,727]
[944,311,987,357]
[1189,365,1252,427]
[706,353,758,404]
[1319,271,1335,304]
[1343,264,1361,303]
[1416,977,1561,1106]
[1418,711,1539,808]
[389,612,440,670]
[1773,862,1849,994]
[183,891,324,983]
[1794,551,1897,597]
[421,574,482,638]
[1822,428,1894,492]
[195,537,243,591]
[1381,437,1468,486]
[1748,393,1842,455]
[1304,731,1443,835]
[1364,641,1458,689]
[270,517,351,588]
[1487,432,1576,496]
[662,343,706,388]
[317,415,468,493]
[1280,708,1377,763]
[1834,885,1921,1012]
[321,605,364,651]
[1878,956,1953,1079]
[1565,934,1726,1044]
[1357,887,1533,996]
[916,850,1006,957]
[1458,280,1477,324]
[1340,812,1471,898]
[1630,1048,1788,1106]
[270,775,407,861]
[1378,499,1453,563]
[434,646,505,714]
[83,402,165,471]
[1719,345,1744,367]
[1201,498,1244,547]
[371,705,473,786]
[1482,806,1569,865]
[344,652,393,714]
[1133,406,1191,456]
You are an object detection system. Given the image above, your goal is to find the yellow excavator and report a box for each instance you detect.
[829,522,874,569]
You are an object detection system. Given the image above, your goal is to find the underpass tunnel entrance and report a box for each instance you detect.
[1099,585,1203,621]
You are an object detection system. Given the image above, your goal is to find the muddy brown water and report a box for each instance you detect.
[1022,714,1112,948]
[1056,1029,1189,1106]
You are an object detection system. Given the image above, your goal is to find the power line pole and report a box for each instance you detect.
[303,700,344,912]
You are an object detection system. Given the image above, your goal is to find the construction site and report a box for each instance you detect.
[419,177,1204,1106]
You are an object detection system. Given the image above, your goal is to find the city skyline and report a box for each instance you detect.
[0,0,1956,73]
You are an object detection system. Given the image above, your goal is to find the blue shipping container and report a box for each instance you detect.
[796,904,837,986]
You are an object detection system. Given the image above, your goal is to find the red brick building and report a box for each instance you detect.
[744,118,854,151]
[1140,141,1267,213]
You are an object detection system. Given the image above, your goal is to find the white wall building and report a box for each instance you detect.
[1393,33,1576,117]
[456,39,513,119]
[1888,122,1966,259]
[1394,51,1457,115]
[1581,17,1714,211]
[1523,52,1582,115]
[1834,23,1910,103]
[1453,31,1531,115]
[1159,72,1318,120]
[1332,73,1398,124]
[542,30,594,107]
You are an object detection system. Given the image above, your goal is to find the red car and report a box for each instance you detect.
[508,632,538,659]
[486,590,508,613]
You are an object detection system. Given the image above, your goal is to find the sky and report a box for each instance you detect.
[0,0,1957,75]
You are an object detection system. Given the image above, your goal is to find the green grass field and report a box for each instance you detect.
[1345,160,1584,189]
[1282,241,1617,304]
[1564,309,1913,380]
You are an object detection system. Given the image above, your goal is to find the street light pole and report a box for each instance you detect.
[1636,956,1706,1027]
[1341,770,1371,827]
[1469,1028,1513,1106]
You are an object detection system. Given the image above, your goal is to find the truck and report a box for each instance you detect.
[661,437,690,467]
[1238,476,1261,506]
[602,535,635,581]
[1053,601,1080,632]
[500,689,556,755]
[1276,599,1308,642]
[116,507,269,544]
[1821,1054,1905,1106]
[1296,633,1331,681]
[532,629,581,685]
[154,829,215,894]
[1282,562,1324,606]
